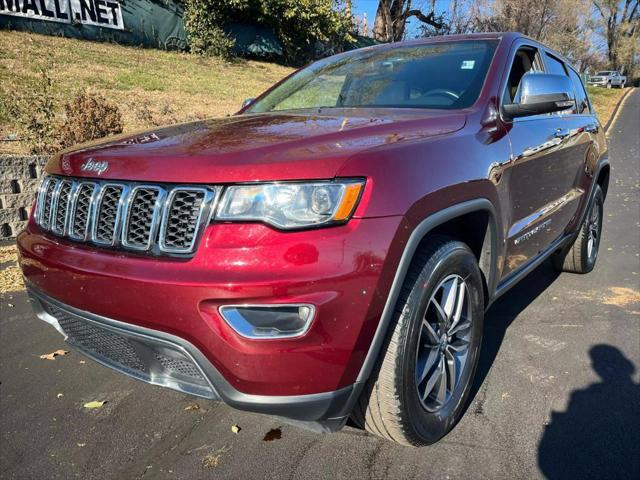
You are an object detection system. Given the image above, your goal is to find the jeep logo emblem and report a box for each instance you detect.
[81,158,109,175]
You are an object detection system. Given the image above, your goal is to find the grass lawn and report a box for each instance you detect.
[585,85,629,127]
[0,31,294,154]
[0,31,630,155]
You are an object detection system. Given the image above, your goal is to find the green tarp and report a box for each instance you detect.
[1,0,187,50]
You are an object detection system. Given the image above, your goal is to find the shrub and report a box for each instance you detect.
[59,91,123,149]
[6,65,58,154]
[184,0,355,65]
[188,24,237,60]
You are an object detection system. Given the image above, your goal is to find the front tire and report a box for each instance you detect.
[351,236,484,446]
[552,185,604,273]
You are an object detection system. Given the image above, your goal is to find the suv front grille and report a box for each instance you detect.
[35,176,217,255]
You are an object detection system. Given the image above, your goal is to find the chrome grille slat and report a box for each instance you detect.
[159,188,209,254]
[92,184,126,245]
[122,186,164,250]
[34,175,216,256]
[52,180,72,234]
[39,177,58,229]
[69,182,97,240]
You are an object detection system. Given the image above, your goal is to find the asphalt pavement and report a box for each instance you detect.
[1,90,639,479]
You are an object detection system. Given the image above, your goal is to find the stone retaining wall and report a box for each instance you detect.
[0,155,49,239]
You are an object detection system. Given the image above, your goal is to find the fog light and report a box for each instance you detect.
[219,304,315,339]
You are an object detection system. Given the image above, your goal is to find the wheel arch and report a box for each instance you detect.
[596,163,610,200]
[355,198,499,385]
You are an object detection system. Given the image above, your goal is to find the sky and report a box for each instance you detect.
[352,0,453,38]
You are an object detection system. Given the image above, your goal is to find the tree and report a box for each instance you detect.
[372,0,444,42]
[464,0,597,71]
[592,0,639,73]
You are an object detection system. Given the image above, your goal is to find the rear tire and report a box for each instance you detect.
[552,185,604,274]
[351,236,484,446]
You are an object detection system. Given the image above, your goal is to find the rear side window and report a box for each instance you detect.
[545,54,568,76]
[568,68,590,114]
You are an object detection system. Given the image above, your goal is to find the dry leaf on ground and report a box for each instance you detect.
[40,349,69,360]
[231,424,241,434]
[83,400,107,409]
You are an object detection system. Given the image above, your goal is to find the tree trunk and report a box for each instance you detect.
[373,0,443,42]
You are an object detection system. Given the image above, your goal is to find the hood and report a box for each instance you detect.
[48,109,466,183]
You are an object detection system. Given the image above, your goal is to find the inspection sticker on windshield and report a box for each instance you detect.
[461,60,475,70]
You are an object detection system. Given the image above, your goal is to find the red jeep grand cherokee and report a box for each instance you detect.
[17,33,608,446]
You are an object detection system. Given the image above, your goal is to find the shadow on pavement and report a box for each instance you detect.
[467,259,560,413]
[537,344,640,479]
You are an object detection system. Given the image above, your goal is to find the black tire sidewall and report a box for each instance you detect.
[582,186,604,272]
[399,244,484,444]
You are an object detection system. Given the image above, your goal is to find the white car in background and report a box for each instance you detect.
[588,71,626,88]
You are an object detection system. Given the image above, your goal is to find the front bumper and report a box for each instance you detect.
[28,284,357,430]
[17,214,405,413]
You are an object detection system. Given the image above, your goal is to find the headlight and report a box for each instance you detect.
[216,180,364,229]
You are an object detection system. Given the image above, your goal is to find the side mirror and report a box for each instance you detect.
[241,98,255,109]
[503,73,575,119]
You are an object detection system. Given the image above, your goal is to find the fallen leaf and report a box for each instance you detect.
[79,360,86,364]
[56,393,64,399]
[184,404,200,411]
[77,443,86,447]
[501,392,510,401]
[202,453,221,469]
[201,446,231,470]
[83,400,107,409]
[231,424,241,434]
[40,349,69,360]
[263,428,282,442]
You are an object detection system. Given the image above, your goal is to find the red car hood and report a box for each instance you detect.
[48,109,466,183]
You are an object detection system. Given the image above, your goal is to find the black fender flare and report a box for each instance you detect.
[355,198,499,385]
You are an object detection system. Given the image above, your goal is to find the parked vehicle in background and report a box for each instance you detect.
[17,32,609,446]
[588,71,626,88]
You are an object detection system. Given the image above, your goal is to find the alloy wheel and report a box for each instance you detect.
[415,274,472,412]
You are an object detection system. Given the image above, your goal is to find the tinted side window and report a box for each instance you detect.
[503,47,542,104]
[545,54,568,76]
[568,68,590,114]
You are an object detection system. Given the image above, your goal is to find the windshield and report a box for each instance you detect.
[596,71,612,76]
[247,40,498,113]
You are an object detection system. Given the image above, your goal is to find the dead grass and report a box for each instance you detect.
[602,287,640,307]
[0,245,23,293]
[586,86,628,127]
[0,30,630,155]
[0,31,293,154]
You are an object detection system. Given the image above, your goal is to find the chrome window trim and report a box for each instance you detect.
[158,187,217,254]
[121,185,166,251]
